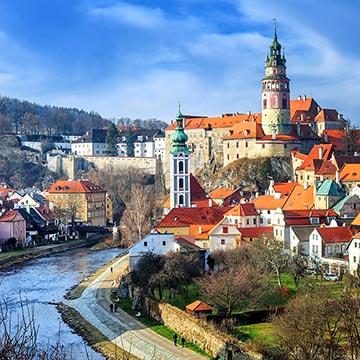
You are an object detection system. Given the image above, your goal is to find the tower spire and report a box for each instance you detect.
[272,18,277,38]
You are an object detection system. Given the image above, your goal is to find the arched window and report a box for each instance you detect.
[179,178,184,190]
[179,194,184,205]
[179,161,184,173]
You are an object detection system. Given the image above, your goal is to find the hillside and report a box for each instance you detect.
[197,156,293,193]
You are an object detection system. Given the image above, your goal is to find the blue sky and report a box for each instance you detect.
[0,0,359,124]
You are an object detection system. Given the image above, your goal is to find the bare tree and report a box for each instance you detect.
[252,235,289,289]
[0,298,69,360]
[272,287,360,360]
[120,185,154,246]
[197,265,263,315]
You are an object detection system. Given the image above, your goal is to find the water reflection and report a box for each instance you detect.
[0,247,125,360]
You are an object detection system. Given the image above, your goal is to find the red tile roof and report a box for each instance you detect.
[315,109,340,123]
[273,182,297,196]
[239,226,272,237]
[340,164,360,182]
[209,187,237,200]
[253,195,288,210]
[166,113,261,131]
[186,300,214,312]
[156,207,229,229]
[225,203,259,217]
[290,98,319,118]
[282,184,314,211]
[317,226,353,243]
[189,224,214,239]
[296,144,334,171]
[0,210,23,222]
[48,180,106,193]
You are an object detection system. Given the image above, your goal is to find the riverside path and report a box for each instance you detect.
[64,253,209,360]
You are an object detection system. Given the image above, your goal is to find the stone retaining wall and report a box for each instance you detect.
[147,299,263,360]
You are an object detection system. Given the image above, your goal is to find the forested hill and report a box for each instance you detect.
[0,96,169,136]
[0,95,112,136]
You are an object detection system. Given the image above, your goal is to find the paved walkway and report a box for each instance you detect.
[64,253,208,360]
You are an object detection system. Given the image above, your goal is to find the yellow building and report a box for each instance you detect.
[48,179,107,226]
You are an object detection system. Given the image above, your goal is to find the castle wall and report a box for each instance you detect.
[147,300,262,360]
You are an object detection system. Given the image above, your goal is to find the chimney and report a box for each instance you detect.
[298,95,302,100]
[199,226,202,235]
[208,198,212,207]
[304,95,307,100]
[318,146,323,159]
[272,125,276,140]
[324,131,328,143]
[336,171,340,184]
[338,113,343,121]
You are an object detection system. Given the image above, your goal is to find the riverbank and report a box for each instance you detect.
[0,234,117,270]
[61,253,208,360]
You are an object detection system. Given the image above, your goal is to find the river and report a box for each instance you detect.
[0,247,125,360]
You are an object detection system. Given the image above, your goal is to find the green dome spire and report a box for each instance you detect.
[170,105,189,155]
[265,18,286,68]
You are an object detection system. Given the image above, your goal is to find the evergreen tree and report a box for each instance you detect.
[104,123,118,156]
[125,129,135,157]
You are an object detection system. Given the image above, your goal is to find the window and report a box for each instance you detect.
[253,218,256,225]
[267,210,271,214]
[262,144,265,149]
[179,161,184,173]
[260,218,263,224]
[223,226,228,233]
[246,219,249,225]
[267,219,271,224]
[144,241,148,247]
[162,241,166,246]
[282,98,287,108]
[263,99,267,108]
[179,178,184,190]
[354,256,357,263]
[355,242,358,248]
[179,195,184,205]
[221,239,225,245]
[245,142,248,148]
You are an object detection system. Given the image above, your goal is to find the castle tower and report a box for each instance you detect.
[261,20,291,136]
[170,108,191,209]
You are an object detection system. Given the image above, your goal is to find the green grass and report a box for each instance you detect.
[113,294,213,359]
[0,249,28,259]
[235,322,275,344]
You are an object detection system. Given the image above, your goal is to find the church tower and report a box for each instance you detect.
[170,108,191,209]
[261,20,291,136]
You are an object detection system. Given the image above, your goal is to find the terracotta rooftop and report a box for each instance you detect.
[282,184,314,211]
[253,195,288,210]
[48,180,106,193]
[225,203,259,217]
[340,164,360,182]
[296,144,333,171]
[317,226,353,244]
[238,226,272,237]
[0,209,23,222]
[186,300,214,312]
[156,206,229,229]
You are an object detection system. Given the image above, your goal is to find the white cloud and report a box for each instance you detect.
[87,2,166,29]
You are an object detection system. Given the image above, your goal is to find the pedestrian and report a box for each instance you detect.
[110,303,114,312]
[110,267,113,273]
[173,333,177,346]
[181,337,185,347]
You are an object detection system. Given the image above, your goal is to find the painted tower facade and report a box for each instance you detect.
[170,109,191,209]
[261,22,291,136]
